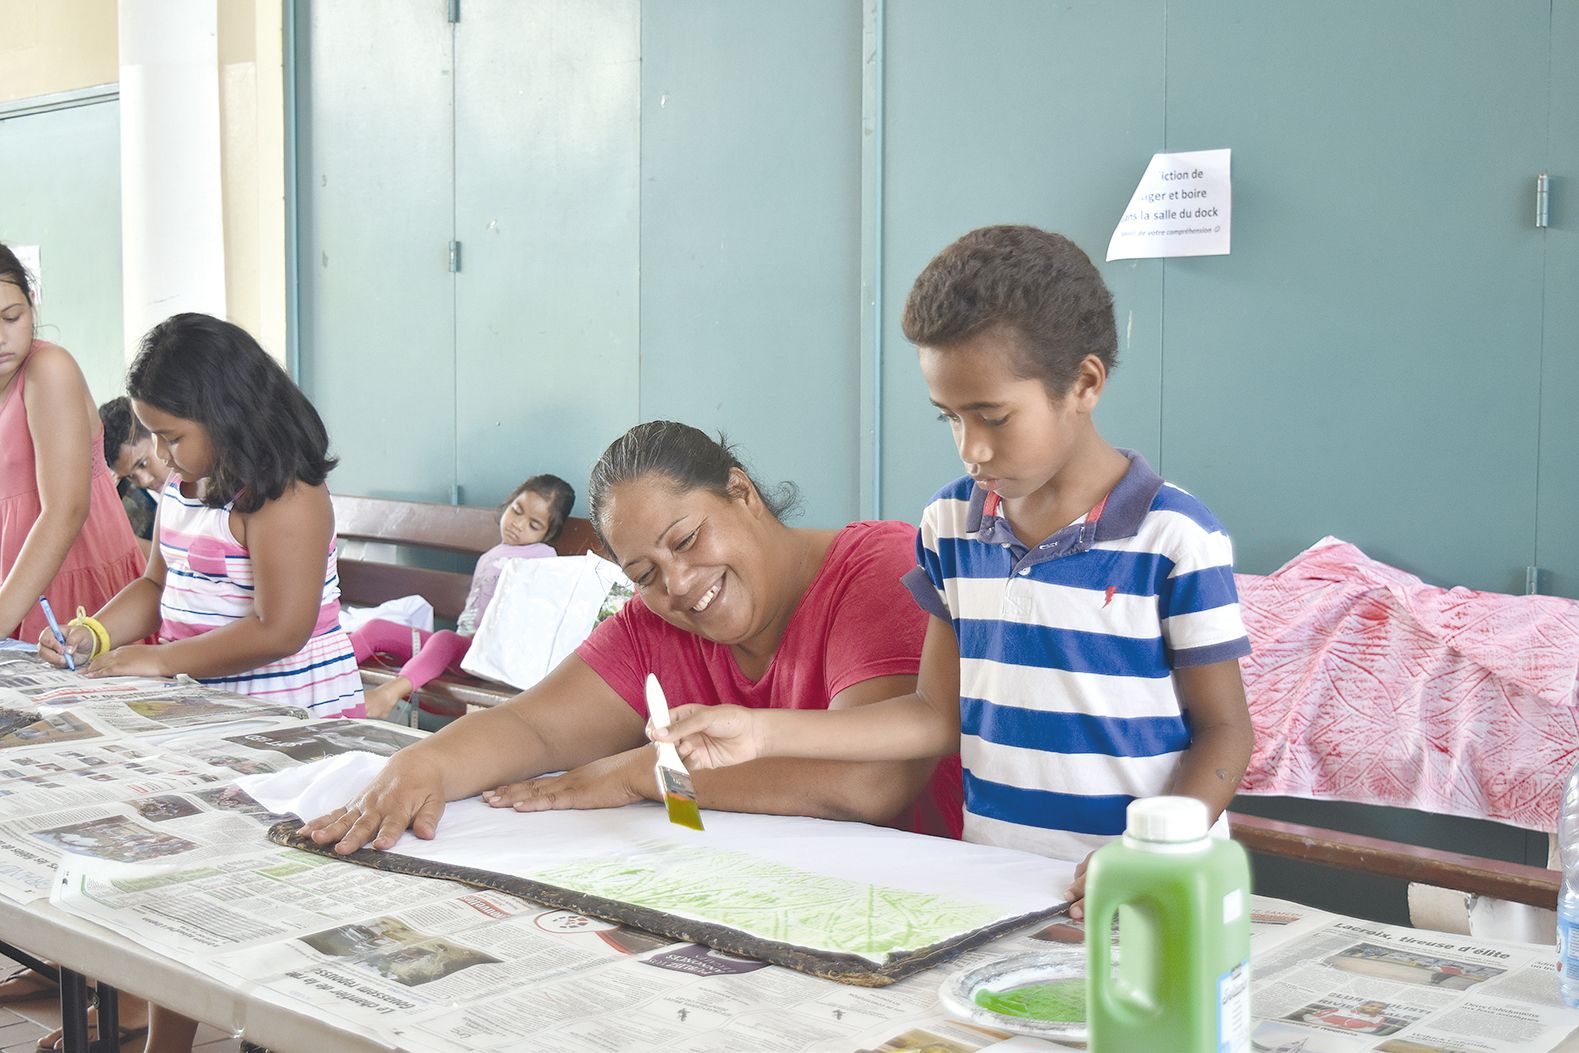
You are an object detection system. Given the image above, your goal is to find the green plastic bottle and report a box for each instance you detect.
[1085,796,1251,1053]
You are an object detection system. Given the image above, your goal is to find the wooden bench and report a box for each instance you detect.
[1224,809,1558,911]
[332,494,603,711]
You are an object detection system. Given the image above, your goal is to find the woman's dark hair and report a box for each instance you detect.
[586,421,799,551]
[125,313,336,513]
[97,396,149,469]
[0,243,35,307]
[506,473,575,543]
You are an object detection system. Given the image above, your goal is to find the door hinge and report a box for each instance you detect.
[448,0,460,23]
[448,240,462,273]
[1526,565,1541,595]
[1536,171,1550,229]
[452,483,464,506]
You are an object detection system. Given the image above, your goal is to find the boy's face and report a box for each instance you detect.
[919,330,1099,503]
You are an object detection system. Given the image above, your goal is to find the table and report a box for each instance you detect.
[3,652,1579,1053]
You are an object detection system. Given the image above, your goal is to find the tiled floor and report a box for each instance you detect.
[0,957,240,1053]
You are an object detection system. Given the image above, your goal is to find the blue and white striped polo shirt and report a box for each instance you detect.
[901,451,1251,861]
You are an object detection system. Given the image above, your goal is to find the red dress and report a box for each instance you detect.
[0,341,144,641]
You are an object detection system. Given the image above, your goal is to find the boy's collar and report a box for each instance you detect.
[965,449,1164,544]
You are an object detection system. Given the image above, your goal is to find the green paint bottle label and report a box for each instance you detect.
[1217,961,1249,1053]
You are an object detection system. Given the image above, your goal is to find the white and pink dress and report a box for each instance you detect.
[156,474,363,716]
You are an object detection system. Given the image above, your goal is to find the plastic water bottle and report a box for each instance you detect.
[1557,755,1579,1005]
[1085,796,1252,1053]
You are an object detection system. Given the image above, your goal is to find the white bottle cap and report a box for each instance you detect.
[1125,796,1210,843]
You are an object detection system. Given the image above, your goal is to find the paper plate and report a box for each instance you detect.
[937,950,1090,1046]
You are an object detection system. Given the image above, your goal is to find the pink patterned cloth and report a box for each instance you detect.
[1237,537,1579,832]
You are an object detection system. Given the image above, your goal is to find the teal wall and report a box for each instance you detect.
[0,97,125,409]
[306,0,1579,925]
[295,0,1579,605]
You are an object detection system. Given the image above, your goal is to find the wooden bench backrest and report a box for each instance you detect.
[332,494,603,621]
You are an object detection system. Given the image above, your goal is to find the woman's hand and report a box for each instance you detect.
[37,625,94,669]
[651,703,765,769]
[298,751,449,854]
[82,644,167,679]
[481,747,653,812]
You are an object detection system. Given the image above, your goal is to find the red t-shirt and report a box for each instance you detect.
[576,520,963,838]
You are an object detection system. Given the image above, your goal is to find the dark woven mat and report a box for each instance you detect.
[267,820,1060,986]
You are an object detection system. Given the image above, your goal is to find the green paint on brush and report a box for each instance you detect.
[664,794,704,832]
[974,978,1087,1022]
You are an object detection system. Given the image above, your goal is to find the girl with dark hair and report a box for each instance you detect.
[350,473,576,723]
[39,313,364,720]
[0,242,144,643]
[301,420,963,856]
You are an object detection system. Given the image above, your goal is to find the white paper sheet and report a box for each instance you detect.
[242,753,1073,964]
[1107,148,1232,260]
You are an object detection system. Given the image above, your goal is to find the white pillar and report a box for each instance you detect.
[118,0,226,354]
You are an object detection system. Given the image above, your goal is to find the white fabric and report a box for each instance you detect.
[338,594,435,635]
[239,752,1075,965]
[460,553,634,690]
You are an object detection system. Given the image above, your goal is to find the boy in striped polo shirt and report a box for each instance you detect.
[656,226,1253,915]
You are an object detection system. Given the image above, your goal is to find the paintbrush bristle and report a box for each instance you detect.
[656,755,704,831]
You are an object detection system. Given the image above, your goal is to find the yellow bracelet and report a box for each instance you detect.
[69,609,111,660]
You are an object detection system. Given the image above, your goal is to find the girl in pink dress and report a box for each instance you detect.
[350,473,573,720]
[0,243,143,642]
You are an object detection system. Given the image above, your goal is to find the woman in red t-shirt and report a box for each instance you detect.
[303,420,962,854]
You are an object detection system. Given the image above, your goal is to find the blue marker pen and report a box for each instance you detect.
[37,597,75,672]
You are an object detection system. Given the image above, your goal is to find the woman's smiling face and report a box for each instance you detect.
[603,470,775,648]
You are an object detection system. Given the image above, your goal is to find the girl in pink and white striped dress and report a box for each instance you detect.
[39,313,363,718]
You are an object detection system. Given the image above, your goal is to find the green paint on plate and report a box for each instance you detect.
[974,977,1087,1022]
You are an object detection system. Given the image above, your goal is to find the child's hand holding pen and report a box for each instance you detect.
[36,597,89,671]
[36,621,95,670]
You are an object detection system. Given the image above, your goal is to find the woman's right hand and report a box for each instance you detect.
[37,625,94,669]
[297,751,449,854]
[651,703,766,770]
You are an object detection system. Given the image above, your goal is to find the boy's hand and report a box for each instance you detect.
[1065,850,1095,920]
[651,703,764,769]
[37,625,94,669]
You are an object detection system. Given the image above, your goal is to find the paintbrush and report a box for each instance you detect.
[644,673,703,831]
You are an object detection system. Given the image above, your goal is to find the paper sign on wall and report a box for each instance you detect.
[1107,149,1232,261]
[13,246,42,304]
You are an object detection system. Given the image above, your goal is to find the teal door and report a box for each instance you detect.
[1537,0,1579,598]
[451,0,640,507]
[294,1,457,503]
[1161,1,1549,594]
[877,0,1168,520]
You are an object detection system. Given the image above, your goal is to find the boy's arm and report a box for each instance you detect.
[1166,657,1254,821]
[660,615,963,767]
[1067,657,1253,917]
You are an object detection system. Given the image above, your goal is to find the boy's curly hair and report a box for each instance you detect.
[901,225,1117,395]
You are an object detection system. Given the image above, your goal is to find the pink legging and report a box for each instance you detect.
[349,619,472,692]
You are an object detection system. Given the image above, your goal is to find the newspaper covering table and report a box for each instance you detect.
[1,653,1576,1052]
